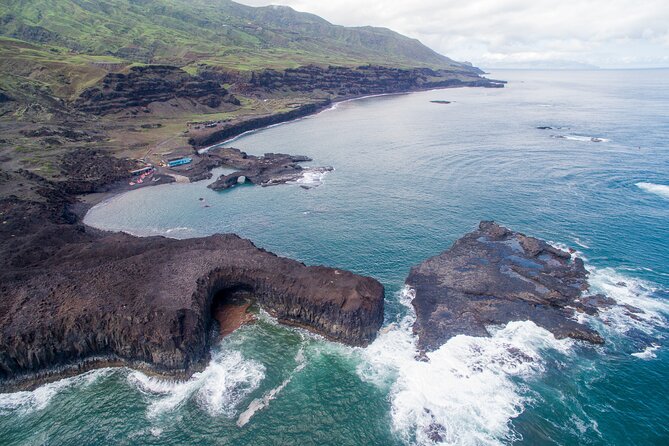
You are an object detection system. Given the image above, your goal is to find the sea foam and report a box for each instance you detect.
[551,134,610,143]
[587,267,669,335]
[128,349,264,419]
[287,168,332,188]
[358,287,572,445]
[636,182,669,199]
[236,348,307,427]
[0,369,113,415]
[631,344,660,360]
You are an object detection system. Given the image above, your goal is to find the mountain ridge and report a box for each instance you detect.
[0,0,476,71]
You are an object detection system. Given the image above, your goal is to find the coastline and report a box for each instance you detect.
[1,82,495,394]
[83,81,505,214]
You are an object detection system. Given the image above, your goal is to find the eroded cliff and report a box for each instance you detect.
[0,176,384,391]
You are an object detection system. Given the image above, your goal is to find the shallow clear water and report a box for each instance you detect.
[3,70,669,445]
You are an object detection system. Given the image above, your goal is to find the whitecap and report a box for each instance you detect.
[149,427,163,437]
[358,287,572,446]
[631,344,660,360]
[552,135,609,143]
[288,167,333,188]
[573,238,590,249]
[128,350,264,419]
[0,368,113,415]
[636,182,669,199]
[587,267,669,335]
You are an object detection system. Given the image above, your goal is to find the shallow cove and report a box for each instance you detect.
[3,70,669,445]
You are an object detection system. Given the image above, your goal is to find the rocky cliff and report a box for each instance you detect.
[75,65,237,115]
[0,170,384,391]
[249,65,503,97]
[407,222,609,352]
[188,101,330,148]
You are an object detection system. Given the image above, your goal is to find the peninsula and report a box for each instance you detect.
[0,0,503,390]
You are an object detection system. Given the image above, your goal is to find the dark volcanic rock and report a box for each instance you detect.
[0,89,14,103]
[406,221,605,352]
[19,126,104,142]
[189,101,330,148]
[206,147,332,190]
[59,148,138,194]
[0,171,383,390]
[249,65,505,97]
[75,65,229,115]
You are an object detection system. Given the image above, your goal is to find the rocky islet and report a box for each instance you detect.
[406,221,614,353]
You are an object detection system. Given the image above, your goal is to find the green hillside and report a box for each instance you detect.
[0,0,470,71]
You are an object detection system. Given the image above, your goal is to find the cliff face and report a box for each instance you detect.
[406,222,608,352]
[188,65,503,147]
[188,101,330,148]
[75,65,236,115]
[0,187,384,390]
[249,65,503,97]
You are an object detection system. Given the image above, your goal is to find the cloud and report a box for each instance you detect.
[237,0,669,67]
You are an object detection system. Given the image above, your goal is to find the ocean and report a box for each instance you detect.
[2,69,668,445]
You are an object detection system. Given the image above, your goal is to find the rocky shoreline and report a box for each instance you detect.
[0,210,384,391]
[406,221,611,353]
[0,141,385,392]
[0,76,507,392]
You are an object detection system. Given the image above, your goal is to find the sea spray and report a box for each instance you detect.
[358,287,574,446]
[0,369,114,415]
[128,350,264,419]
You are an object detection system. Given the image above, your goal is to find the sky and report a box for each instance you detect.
[238,0,669,68]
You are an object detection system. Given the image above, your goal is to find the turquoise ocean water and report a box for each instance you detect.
[2,70,668,445]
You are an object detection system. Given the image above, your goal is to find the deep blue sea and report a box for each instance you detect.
[2,70,669,445]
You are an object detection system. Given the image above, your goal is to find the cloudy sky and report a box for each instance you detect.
[238,0,669,68]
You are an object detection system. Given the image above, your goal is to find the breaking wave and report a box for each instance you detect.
[0,369,113,415]
[636,182,669,199]
[631,344,661,360]
[128,350,264,419]
[288,168,332,188]
[586,267,669,336]
[551,134,610,143]
[357,287,573,445]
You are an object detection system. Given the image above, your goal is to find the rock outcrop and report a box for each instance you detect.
[205,147,331,190]
[407,221,608,352]
[0,175,384,391]
[75,65,236,115]
[249,65,504,97]
[188,101,330,148]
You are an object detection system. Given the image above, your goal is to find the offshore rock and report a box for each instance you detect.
[406,221,606,352]
[0,193,384,391]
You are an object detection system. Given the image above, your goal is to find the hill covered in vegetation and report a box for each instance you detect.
[0,0,474,70]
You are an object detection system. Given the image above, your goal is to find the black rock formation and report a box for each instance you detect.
[75,65,234,115]
[407,221,607,352]
[205,147,331,191]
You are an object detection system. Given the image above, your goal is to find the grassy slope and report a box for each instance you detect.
[0,0,484,182]
[0,0,467,70]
